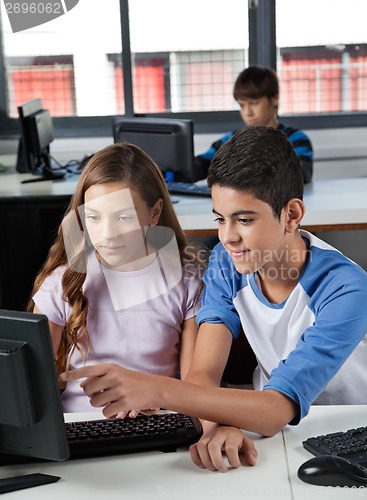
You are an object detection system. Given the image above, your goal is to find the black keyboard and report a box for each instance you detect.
[168,182,211,197]
[0,413,202,464]
[66,412,202,458]
[303,426,367,466]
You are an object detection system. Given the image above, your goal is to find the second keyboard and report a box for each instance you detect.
[303,426,367,466]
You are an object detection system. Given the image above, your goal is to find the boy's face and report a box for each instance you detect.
[237,96,279,129]
[211,185,287,275]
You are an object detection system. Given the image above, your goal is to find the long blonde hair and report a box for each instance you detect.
[28,142,206,375]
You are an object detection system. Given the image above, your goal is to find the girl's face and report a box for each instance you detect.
[84,182,162,271]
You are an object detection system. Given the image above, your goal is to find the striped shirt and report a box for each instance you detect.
[195,122,313,183]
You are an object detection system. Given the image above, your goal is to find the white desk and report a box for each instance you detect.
[1,168,367,235]
[172,177,367,235]
[1,412,290,500]
[1,406,366,499]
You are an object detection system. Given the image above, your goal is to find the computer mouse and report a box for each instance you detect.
[298,455,367,487]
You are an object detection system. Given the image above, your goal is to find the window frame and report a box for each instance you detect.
[0,0,366,139]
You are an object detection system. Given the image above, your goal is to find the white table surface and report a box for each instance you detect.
[2,406,367,499]
[1,411,290,500]
[1,169,367,232]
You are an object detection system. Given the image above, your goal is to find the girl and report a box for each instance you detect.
[28,142,206,414]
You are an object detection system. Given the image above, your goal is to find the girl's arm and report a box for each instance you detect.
[127,316,198,418]
[33,305,63,356]
[179,316,199,380]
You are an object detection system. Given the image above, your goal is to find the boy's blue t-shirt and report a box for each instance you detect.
[197,230,367,424]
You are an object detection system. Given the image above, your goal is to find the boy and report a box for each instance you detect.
[61,127,367,472]
[195,65,313,184]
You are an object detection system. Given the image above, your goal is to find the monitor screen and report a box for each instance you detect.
[0,309,70,465]
[16,98,65,182]
[112,117,197,183]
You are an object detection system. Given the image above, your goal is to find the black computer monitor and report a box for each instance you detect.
[0,309,69,484]
[112,117,197,183]
[16,98,65,183]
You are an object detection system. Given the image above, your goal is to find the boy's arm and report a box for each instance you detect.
[60,322,298,435]
[184,322,233,387]
[299,156,313,184]
[184,322,258,472]
[195,132,235,180]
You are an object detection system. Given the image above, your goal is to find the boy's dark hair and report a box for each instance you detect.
[207,126,304,219]
[233,65,279,102]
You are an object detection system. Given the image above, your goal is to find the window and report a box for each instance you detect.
[8,56,75,116]
[276,0,367,121]
[279,45,367,114]
[0,0,366,136]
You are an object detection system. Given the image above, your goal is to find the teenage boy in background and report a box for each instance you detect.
[61,127,367,473]
[195,65,314,184]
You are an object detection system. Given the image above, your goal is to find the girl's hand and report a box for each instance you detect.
[118,408,160,419]
[59,363,162,418]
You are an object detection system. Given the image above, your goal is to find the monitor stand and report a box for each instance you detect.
[0,472,61,494]
[21,153,66,184]
[0,451,59,492]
